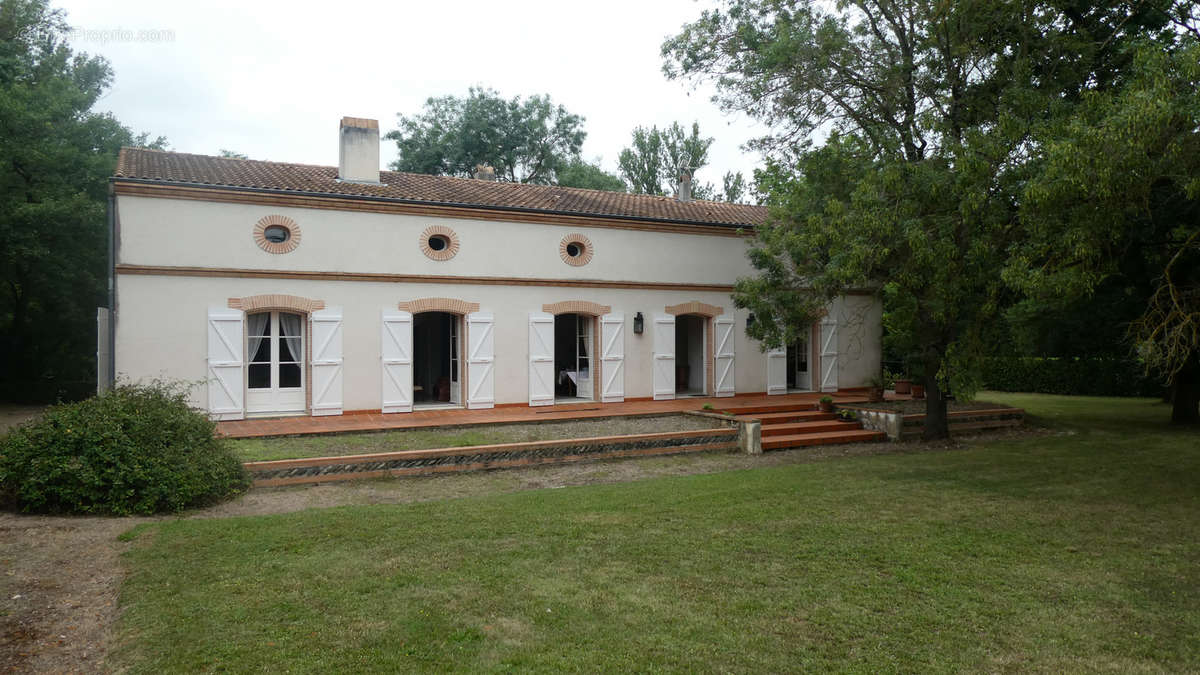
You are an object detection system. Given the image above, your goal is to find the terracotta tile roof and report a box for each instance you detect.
[114,148,767,228]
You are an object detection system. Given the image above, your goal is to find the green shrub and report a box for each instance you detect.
[979,357,1163,398]
[0,381,249,515]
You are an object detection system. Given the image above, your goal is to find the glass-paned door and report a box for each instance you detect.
[449,316,461,405]
[246,311,306,415]
[787,330,812,391]
[575,315,592,400]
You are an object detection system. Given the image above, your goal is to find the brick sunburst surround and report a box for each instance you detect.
[664,302,724,396]
[228,294,325,414]
[419,225,460,261]
[398,298,479,314]
[398,297,480,408]
[559,234,594,266]
[253,215,302,254]
[544,301,610,402]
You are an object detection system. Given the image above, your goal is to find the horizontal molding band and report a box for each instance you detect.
[114,264,738,292]
[112,181,752,238]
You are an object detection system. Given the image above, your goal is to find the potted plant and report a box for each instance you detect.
[818,395,834,413]
[867,374,886,402]
[836,408,857,422]
[893,376,912,395]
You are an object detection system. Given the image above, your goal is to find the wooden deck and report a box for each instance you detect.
[217,392,872,439]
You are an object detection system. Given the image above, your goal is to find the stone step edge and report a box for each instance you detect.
[244,426,738,472]
[252,441,737,487]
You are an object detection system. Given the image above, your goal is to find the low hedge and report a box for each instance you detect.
[0,382,249,515]
[980,357,1164,398]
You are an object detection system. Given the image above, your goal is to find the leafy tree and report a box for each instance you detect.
[695,170,751,204]
[663,0,1177,438]
[617,121,712,196]
[555,158,626,192]
[1010,38,1200,423]
[386,87,586,184]
[219,149,248,159]
[0,0,162,402]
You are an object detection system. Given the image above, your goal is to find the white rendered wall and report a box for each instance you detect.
[116,274,799,410]
[116,196,756,286]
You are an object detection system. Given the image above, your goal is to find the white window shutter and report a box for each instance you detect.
[381,310,413,413]
[652,313,676,401]
[310,307,344,416]
[600,312,625,403]
[528,312,554,406]
[820,317,839,392]
[207,306,245,420]
[714,317,736,397]
[766,346,787,395]
[466,312,495,409]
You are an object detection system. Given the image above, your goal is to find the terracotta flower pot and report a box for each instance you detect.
[868,386,885,402]
[894,379,912,395]
[818,401,834,413]
[912,384,926,399]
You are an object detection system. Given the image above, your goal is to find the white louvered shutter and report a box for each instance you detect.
[466,312,495,409]
[652,314,676,401]
[528,312,554,406]
[600,312,625,403]
[381,310,413,413]
[820,317,839,392]
[714,317,736,397]
[207,307,245,420]
[310,307,344,416]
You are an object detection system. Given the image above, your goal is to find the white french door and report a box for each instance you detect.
[574,314,593,401]
[449,316,461,405]
[246,311,306,416]
[789,330,812,391]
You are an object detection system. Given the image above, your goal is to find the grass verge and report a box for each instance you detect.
[229,414,721,462]
[115,394,1199,672]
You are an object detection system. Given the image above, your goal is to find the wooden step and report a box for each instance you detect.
[762,428,886,451]
[761,420,857,437]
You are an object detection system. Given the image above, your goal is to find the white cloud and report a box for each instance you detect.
[59,0,770,185]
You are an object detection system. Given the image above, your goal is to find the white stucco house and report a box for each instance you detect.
[102,117,881,420]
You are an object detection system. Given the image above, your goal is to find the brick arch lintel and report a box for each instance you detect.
[664,301,723,317]
[398,297,481,315]
[229,294,325,314]
[542,301,612,316]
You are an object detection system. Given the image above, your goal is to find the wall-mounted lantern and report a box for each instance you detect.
[746,312,756,328]
[633,312,644,334]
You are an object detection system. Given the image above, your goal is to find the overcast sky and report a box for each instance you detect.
[56,0,769,188]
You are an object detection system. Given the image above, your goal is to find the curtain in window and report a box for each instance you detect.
[247,313,269,363]
[279,313,302,364]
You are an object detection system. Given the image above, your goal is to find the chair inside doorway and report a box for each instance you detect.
[413,311,461,408]
[554,313,593,402]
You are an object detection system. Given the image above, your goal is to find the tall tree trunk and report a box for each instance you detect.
[922,356,950,440]
[1171,353,1200,425]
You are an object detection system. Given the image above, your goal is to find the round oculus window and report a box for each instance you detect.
[428,234,449,251]
[263,225,291,243]
[565,242,583,257]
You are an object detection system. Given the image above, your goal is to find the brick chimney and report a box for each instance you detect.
[473,164,497,181]
[338,117,380,184]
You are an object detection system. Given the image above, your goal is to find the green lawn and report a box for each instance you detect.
[116,394,1199,672]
